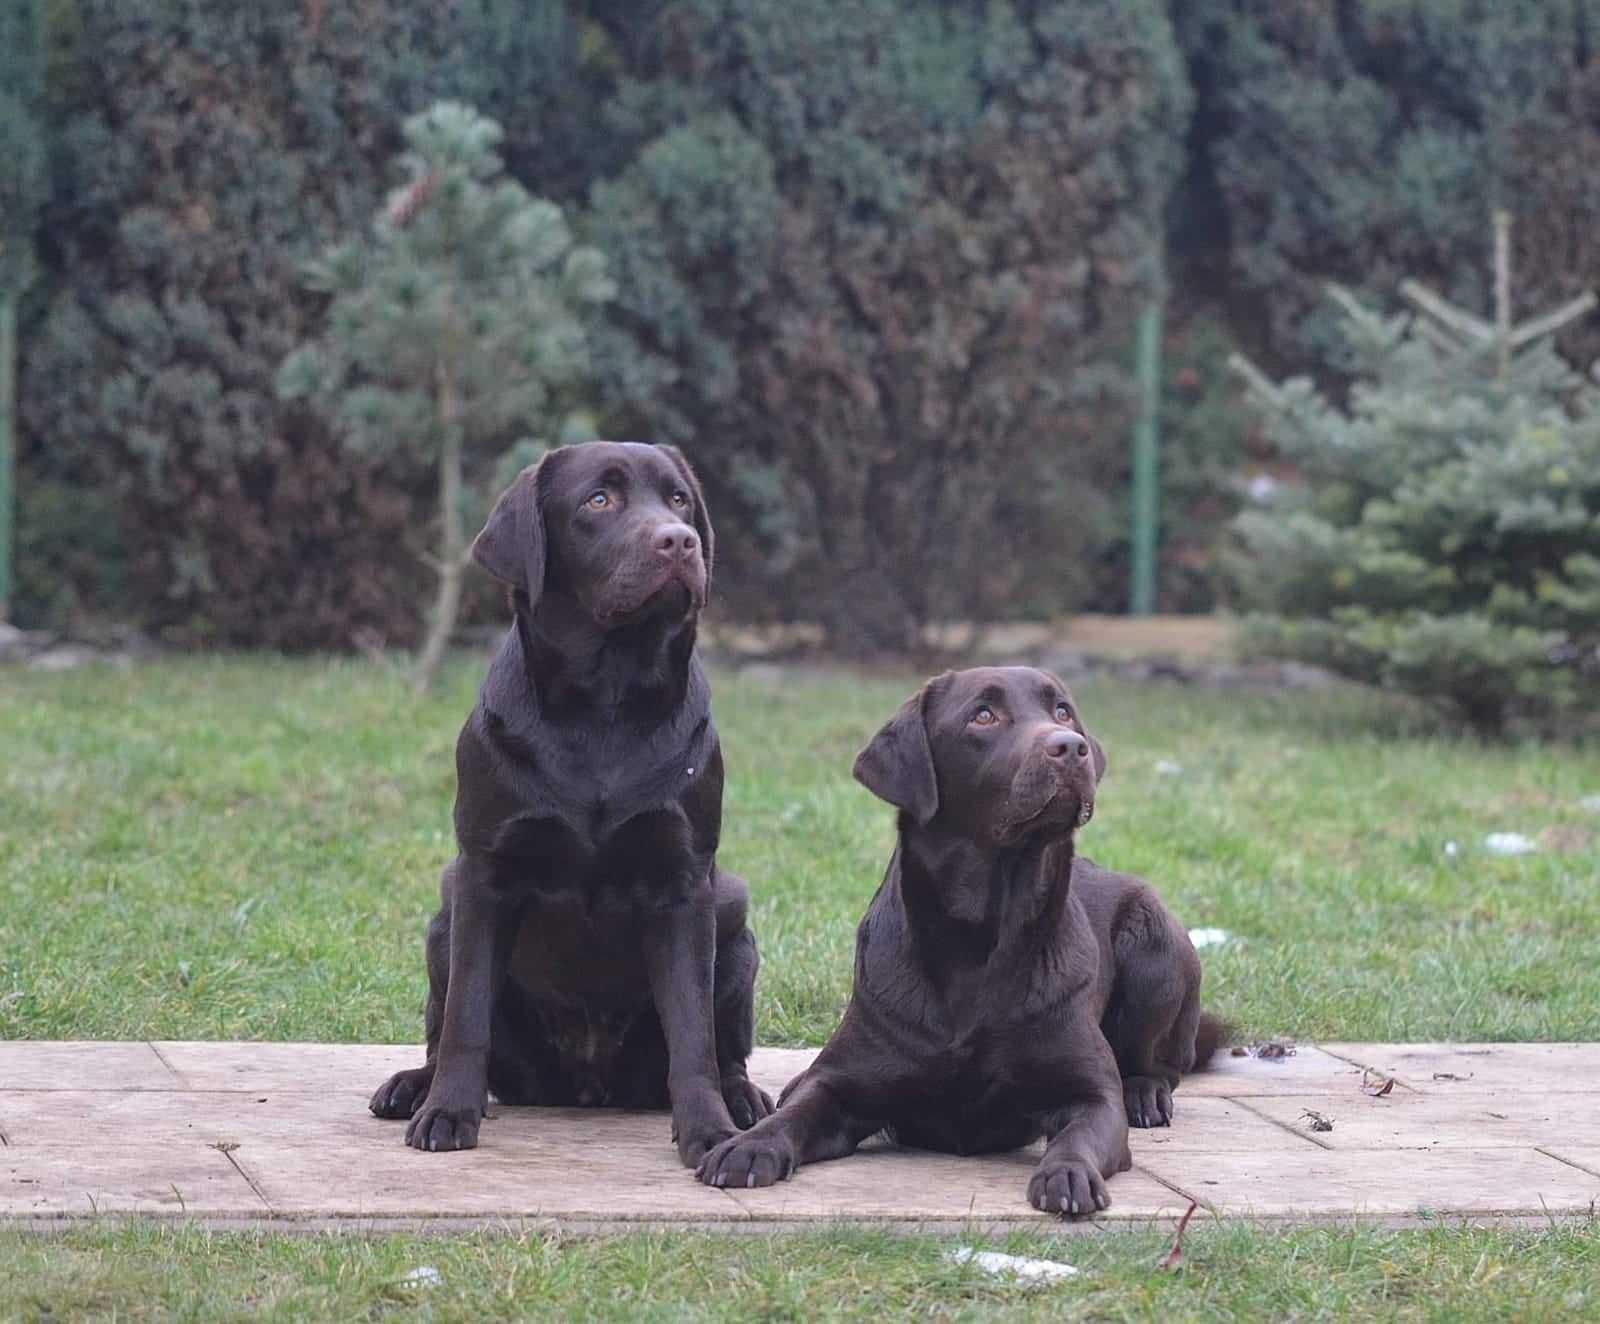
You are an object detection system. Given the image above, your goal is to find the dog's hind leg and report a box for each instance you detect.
[711,868,774,1129]
[1100,902,1203,1128]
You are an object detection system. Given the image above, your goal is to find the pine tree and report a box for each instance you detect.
[1231,255,1600,734]
[279,101,614,690]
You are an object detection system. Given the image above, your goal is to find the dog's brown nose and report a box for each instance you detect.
[653,522,700,560]
[1044,729,1091,761]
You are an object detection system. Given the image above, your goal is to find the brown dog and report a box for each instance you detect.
[695,666,1222,1213]
[371,441,771,1164]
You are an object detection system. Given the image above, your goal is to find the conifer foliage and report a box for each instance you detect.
[1233,287,1600,733]
[279,102,614,689]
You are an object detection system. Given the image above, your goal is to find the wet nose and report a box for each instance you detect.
[653,522,700,561]
[1044,728,1091,762]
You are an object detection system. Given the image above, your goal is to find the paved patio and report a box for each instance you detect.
[2,1041,1597,1230]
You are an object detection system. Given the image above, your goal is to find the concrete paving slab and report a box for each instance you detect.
[4,1042,1599,1227]
[1137,1146,1600,1218]
[0,1041,179,1092]
[0,1089,393,1147]
[0,1143,264,1217]
[1320,1043,1600,1095]
[236,1107,745,1221]
[1132,1096,1323,1154]
[151,1042,420,1093]
[720,1137,1194,1222]
[1179,1045,1388,1096]
[1240,1092,1600,1152]
[1539,1150,1600,1180]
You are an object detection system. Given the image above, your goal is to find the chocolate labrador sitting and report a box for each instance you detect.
[696,667,1223,1213]
[371,441,772,1164]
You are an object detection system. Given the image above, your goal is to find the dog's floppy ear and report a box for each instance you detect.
[471,448,562,603]
[657,443,714,586]
[852,676,943,825]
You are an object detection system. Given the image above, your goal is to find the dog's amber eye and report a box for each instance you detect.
[972,706,996,726]
[585,490,610,510]
[1054,702,1072,722]
[670,490,689,508]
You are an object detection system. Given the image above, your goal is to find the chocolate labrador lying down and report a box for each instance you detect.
[372,441,771,1164]
[697,667,1223,1213]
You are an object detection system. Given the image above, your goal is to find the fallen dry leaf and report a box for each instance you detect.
[1361,1068,1396,1097]
[1300,1109,1334,1133]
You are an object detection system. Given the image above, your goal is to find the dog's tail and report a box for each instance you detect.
[1190,1011,1232,1072]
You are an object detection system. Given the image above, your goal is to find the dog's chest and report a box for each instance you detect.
[488,807,699,906]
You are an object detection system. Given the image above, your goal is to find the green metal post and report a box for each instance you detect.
[1129,282,1163,616]
[0,293,14,622]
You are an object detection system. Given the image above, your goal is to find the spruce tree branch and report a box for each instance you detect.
[1398,279,1494,344]
[1412,318,1474,357]
[1509,292,1597,349]
[1494,208,1512,378]
[1227,352,1286,407]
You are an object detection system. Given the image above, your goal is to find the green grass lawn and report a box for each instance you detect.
[2,653,1598,1319]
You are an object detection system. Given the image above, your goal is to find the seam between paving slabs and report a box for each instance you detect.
[1535,1147,1600,1180]
[1226,1095,1337,1151]
[1129,1161,1214,1214]
[215,1146,274,1212]
[251,1200,751,1222]
[1311,1045,1425,1094]
[8,1211,1591,1235]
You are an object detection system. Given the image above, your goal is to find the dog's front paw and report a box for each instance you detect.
[1122,1075,1173,1128]
[405,1092,485,1152]
[695,1130,795,1189]
[1028,1157,1111,1217]
[672,1119,736,1169]
[669,1089,739,1167]
[721,1071,775,1131]
[371,1064,434,1120]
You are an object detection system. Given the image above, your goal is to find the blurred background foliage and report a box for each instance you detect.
[7,0,1600,663]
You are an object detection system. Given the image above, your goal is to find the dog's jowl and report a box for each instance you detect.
[371,441,771,1165]
[696,666,1223,1214]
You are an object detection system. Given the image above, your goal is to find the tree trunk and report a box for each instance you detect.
[1493,208,1512,379]
[414,356,465,692]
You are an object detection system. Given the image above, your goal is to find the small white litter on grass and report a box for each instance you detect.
[1483,832,1538,856]
[1580,794,1600,813]
[1443,840,1460,859]
[1188,927,1232,949]
[949,1247,1080,1284]
[1154,760,1184,777]
[399,1266,442,1289]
